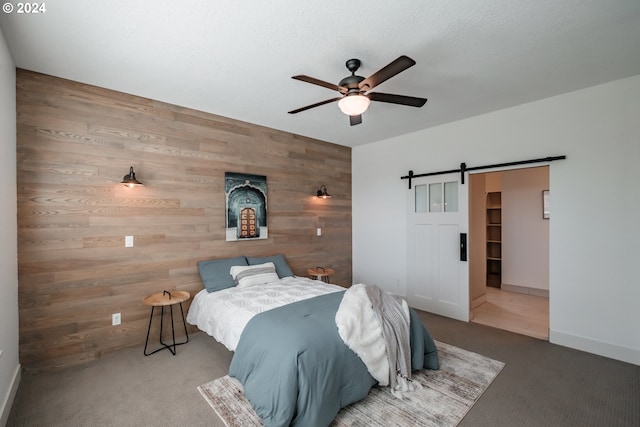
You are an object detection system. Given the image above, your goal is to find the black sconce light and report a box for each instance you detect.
[121,166,143,188]
[316,185,331,199]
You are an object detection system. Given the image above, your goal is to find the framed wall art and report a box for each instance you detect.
[225,172,268,241]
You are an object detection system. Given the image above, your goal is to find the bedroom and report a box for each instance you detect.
[1,1,640,426]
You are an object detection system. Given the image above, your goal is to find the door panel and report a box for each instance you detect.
[407,173,469,321]
[408,224,434,302]
[438,224,461,304]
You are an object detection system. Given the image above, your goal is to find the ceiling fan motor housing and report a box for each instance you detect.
[340,59,365,93]
[339,76,365,93]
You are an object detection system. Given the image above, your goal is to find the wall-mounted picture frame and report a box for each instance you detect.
[542,190,550,219]
[225,172,268,241]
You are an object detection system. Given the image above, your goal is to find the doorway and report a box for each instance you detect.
[468,167,550,340]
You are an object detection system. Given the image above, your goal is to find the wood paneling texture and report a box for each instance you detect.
[16,69,352,370]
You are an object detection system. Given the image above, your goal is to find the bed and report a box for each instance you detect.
[187,254,439,427]
[187,274,345,352]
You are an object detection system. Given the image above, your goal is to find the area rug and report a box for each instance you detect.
[198,341,504,427]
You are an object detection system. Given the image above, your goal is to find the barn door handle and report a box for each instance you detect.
[460,233,467,262]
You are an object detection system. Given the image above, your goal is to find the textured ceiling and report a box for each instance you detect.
[1,0,639,147]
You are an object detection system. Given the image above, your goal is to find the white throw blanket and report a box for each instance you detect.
[335,284,421,398]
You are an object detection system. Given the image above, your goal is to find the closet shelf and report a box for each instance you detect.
[486,191,502,289]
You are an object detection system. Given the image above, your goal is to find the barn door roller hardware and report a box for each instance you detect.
[400,155,566,189]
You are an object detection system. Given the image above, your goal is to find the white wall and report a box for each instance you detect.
[502,167,549,292]
[0,28,19,426]
[353,74,640,365]
[468,173,486,303]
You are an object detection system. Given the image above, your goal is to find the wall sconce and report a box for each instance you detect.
[121,166,143,188]
[316,185,331,199]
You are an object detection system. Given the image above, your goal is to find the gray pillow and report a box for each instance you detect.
[247,254,294,278]
[198,256,248,292]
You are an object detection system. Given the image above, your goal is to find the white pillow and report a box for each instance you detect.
[230,262,279,288]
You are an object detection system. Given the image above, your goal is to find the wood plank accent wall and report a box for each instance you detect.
[16,69,352,371]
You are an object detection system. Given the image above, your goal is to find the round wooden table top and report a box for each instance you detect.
[143,290,190,307]
[307,267,335,277]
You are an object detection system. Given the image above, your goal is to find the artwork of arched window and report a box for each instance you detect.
[225,172,268,241]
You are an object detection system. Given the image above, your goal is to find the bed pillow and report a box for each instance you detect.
[198,256,248,293]
[247,254,294,278]
[230,262,280,288]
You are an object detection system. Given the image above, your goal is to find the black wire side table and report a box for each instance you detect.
[307,267,335,283]
[143,290,190,356]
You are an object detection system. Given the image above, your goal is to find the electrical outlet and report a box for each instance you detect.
[125,235,134,247]
[0,349,4,358]
[112,313,121,326]
[316,228,322,236]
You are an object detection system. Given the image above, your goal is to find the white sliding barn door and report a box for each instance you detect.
[407,173,469,321]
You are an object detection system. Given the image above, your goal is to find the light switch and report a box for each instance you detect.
[125,235,134,247]
[316,228,322,236]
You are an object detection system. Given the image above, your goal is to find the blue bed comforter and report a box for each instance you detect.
[228,290,438,427]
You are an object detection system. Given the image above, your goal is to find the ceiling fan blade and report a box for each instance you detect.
[368,92,427,107]
[288,97,342,114]
[292,75,344,93]
[359,55,416,91]
[349,114,362,126]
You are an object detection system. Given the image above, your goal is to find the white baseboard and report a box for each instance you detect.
[549,330,639,366]
[501,283,549,298]
[0,363,20,427]
[470,294,487,310]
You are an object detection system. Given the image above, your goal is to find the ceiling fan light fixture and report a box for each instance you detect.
[338,94,370,116]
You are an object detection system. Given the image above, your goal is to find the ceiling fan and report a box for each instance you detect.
[288,55,427,126]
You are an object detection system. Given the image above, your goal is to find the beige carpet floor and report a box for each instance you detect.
[7,310,639,426]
